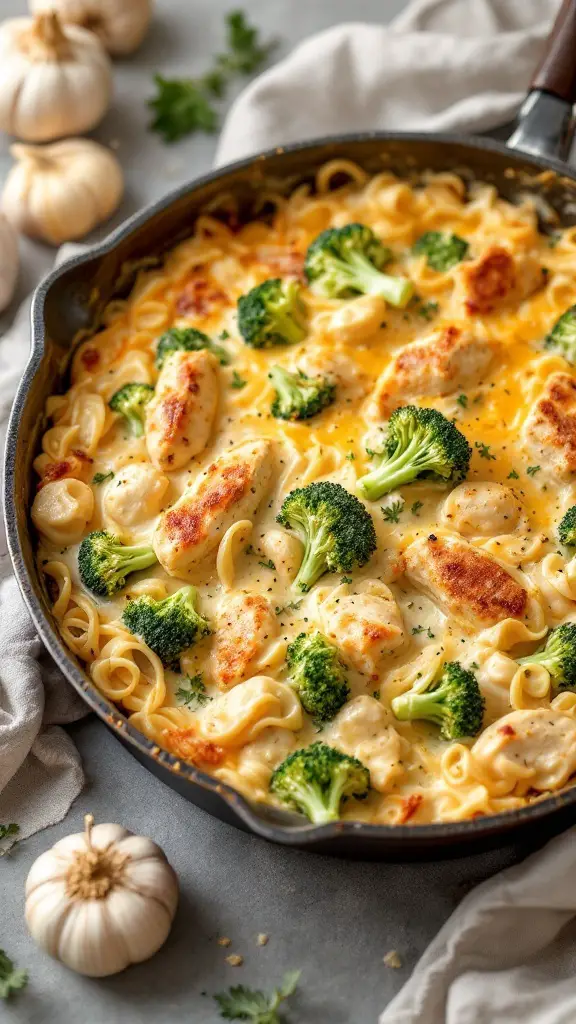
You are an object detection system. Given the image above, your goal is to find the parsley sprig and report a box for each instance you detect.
[215,969,300,1023]
[175,673,212,709]
[381,500,404,524]
[149,12,277,142]
[0,823,19,842]
[0,950,27,1001]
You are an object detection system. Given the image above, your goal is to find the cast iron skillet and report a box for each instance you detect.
[6,2,576,859]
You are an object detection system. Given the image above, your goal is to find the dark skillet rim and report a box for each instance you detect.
[6,128,576,848]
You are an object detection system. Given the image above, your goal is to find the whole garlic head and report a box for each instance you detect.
[25,815,179,977]
[30,0,153,56]
[3,139,124,245]
[0,12,112,141]
[0,213,19,313]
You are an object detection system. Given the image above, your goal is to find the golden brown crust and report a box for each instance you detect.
[163,461,252,552]
[213,594,275,689]
[163,728,225,766]
[463,246,516,314]
[523,372,576,475]
[405,533,528,626]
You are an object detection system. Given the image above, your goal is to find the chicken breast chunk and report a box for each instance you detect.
[454,245,544,316]
[522,372,576,481]
[404,532,528,629]
[153,439,274,577]
[328,696,405,792]
[211,592,277,689]
[318,581,404,676]
[371,325,494,418]
[146,350,218,471]
[441,482,522,536]
[472,709,576,794]
[103,463,169,527]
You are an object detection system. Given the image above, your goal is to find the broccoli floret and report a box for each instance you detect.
[304,223,414,308]
[391,660,484,740]
[155,326,229,368]
[109,383,154,438]
[277,481,377,593]
[269,742,370,824]
[357,405,471,501]
[517,623,576,690]
[544,305,576,363]
[413,231,469,272]
[287,631,349,721]
[78,530,157,598]
[122,585,211,668]
[237,278,306,348]
[558,506,576,547]
[269,365,335,421]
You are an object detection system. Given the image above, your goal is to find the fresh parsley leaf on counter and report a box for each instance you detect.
[0,950,28,1001]
[0,823,19,842]
[149,11,277,142]
[215,969,300,1022]
[176,674,212,709]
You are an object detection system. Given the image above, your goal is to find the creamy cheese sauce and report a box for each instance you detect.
[31,161,576,825]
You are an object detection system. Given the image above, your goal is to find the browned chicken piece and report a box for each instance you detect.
[522,372,576,481]
[370,324,494,418]
[146,350,218,471]
[404,532,528,630]
[212,592,277,690]
[153,439,274,577]
[454,245,545,316]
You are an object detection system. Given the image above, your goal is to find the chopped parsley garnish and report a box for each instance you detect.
[411,625,425,635]
[427,627,435,639]
[258,559,276,570]
[149,11,277,142]
[346,452,355,461]
[507,469,519,480]
[410,500,424,516]
[365,447,377,458]
[176,674,212,709]
[527,465,541,477]
[231,370,248,389]
[215,969,300,1023]
[340,576,353,584]
[219,329,230,340]
[456,394,468,409]
[417,300,439,321]
[275,599,303,616]
[92,471,114,485]
[381,500,404,524]
[0,823,19,842]
[475,441,496,461]
[0,950,28,1001]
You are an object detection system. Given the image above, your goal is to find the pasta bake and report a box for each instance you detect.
[31,160,576,827]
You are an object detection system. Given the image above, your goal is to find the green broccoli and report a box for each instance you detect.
[276,481,377,593]
[78,530,158,598]
[287,631,349,721]
[544,305,576,363]
[269,365,335,421]
[517,623,576,690]
[269,742,370,824]
[237,278,306,348]
[109,383,154,438]
[155,326,229,368]
[304,223,414,308]
[391,660,485,740]
[122,585,211,668]
[357,405,471,501]
[558,506,576,547]
[413,231,469,272]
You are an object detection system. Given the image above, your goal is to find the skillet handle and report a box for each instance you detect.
[508,0,576,162]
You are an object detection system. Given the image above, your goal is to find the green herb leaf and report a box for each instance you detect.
[456,394,468,409]
[381,500,404,524]
[527,465,541,477]
[258,559,276,570]
[0,950,28,1001]
[215,969,300,1022]
[475,441,496,461]
[275,600,303,616]
[416,300,439,321]
[345,452,355,461]
[231,370,248,390]
[507,469,519,480]
[340,576,353,584]
[411,625,425,635]
[410,500,424,516]
[176,673,212,709]
[92,471,114,485]
[427,627,435,639]
[216,10,277,75]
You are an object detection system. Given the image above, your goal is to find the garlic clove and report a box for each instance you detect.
[58,899,134,977]
[120,857,180,916]
[29,0,153,57]
[3,139,123,245]
[105,888,176,964]
[25,880,75,959]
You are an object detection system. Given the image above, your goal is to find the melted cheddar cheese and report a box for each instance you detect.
[32,160,576,826]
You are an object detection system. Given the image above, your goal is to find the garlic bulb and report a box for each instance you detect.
[0,12,112,141]
[29,0,152,56]
[0,213,19,313]
[25,815,179,977]
[3,139,124,245]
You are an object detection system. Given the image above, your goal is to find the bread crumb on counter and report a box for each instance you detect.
[383,950,402,969]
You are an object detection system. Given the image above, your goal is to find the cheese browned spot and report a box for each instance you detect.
[404,533,528,628]
[146,349,218,471]
[212,592,277,689]
[523,372,576,480]
[456,245,544,315]
[163,728,224,766]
